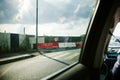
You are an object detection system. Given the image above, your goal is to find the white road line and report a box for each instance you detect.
[48,49,80,59]
[45,52,65,57]
[54,52,72,59]
[64,52,80,60]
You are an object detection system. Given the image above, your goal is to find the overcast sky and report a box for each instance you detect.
[0,0,96,36]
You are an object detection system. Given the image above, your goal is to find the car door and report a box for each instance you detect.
[41,0,120,80]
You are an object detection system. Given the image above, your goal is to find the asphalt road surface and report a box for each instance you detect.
[0,49,80,80]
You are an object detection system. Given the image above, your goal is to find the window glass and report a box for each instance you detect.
[104,22,120,70]
[0,0,97,79]
[108,23,120,54]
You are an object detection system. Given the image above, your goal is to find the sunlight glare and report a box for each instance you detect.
[15,0,30,21]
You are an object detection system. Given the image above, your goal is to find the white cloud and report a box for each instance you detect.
[14,0,31,22]
[59,16,67,23]
[0,0,95,36]
[0,17,89,36]
[0,24,22,33]
[74,4,81,14]
[37,18,89,36]
[44,0,71,5]
[0,11,4,18]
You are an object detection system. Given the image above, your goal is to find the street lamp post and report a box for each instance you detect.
[23,26,25,34]
[36,0,38,51]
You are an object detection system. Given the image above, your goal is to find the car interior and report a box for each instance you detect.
[1,0,120,80]
[41,0,120,80]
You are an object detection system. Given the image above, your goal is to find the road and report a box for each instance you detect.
[0,49,80,80]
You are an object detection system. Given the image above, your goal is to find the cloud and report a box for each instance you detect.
[0,0,19,24]
[0,17,90,36]
[0,0,96,24]
[0,24,22,33]
[44,0,71,6]
[38,0,96,24]
[0,0,36,24]
[0,0,96,36]
[37,18,89,36]
[14,0,36,24]
[14,0,31,22]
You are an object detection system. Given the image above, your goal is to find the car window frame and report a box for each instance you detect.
[41,0,120,80]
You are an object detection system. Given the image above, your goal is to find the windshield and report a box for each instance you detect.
[0,0,97,79]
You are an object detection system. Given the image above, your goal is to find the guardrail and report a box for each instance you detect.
[37,42,82,49]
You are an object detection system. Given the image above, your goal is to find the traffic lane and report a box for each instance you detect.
[44,49,81,64]
[0,49,80,80]
[0,55,67,80]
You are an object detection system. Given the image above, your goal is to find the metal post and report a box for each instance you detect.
[36,0,38,51]
[24,27,25,34]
